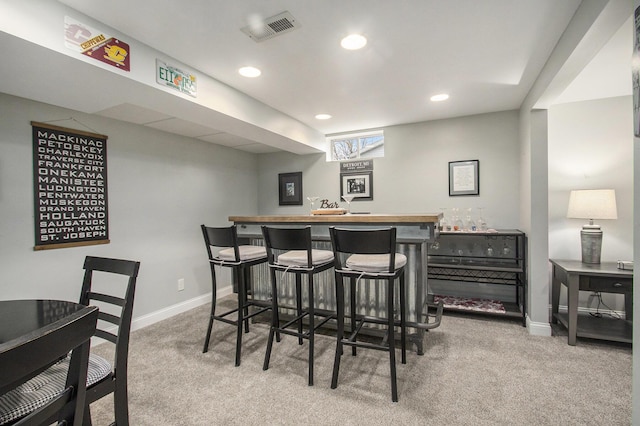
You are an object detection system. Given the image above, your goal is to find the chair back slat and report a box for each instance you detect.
[98,311,121,326]
[261,226,312,251]
[88,291,125,307]
[83,256,140,277]
[94,329,118,344]
[330,227,396,255]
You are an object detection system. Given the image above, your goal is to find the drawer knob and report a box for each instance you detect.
[613,282,622,288]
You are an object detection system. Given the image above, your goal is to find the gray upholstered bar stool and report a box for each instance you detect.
[201,224,278,367]
[329,226,407,402]
[261,225,335,386]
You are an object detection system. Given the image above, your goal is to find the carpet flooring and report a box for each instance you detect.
[88,296,632,425]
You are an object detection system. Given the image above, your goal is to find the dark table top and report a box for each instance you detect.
[549,259,633,278]
[0,299,87,345]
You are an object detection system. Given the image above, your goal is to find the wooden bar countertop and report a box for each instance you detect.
[229,213,442,224]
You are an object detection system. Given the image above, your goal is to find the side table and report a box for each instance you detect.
[550,259,632,345]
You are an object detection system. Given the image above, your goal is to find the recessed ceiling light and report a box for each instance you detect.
[430,93,449,102]
[238,66,261,78]
[341,34,367,50]
[315,114,332,120]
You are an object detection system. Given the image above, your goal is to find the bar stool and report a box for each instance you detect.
[329,226,407,402]
[261,226,335,386]
[201,224,277,367]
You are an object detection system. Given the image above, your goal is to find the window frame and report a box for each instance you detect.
[327,130,384,161]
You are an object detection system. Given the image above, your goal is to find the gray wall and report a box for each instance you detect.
[258,110,521,230]
[0,93,258,320]
[548,96,634,311]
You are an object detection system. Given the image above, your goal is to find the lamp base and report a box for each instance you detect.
[580,224,602,264]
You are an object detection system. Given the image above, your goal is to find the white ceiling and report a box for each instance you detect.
[2,1,633,153]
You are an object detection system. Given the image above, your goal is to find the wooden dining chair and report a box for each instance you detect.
[0,304,98,426]
[79,256,141,426]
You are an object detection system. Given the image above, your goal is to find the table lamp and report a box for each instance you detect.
[566,189,617,264]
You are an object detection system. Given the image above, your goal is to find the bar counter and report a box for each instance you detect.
[229,213,443,354]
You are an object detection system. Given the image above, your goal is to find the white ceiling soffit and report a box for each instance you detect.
[553,14,633,105]
[96,103,277,153]
[97,103,173,124]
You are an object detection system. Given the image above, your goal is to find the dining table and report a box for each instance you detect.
[0,299,93,395]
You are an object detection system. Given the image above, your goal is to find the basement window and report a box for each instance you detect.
[328,130,384,161]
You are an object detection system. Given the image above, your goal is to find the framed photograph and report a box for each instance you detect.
[340,171,373,201]
[449,160,479,196]
[278,172,303,205]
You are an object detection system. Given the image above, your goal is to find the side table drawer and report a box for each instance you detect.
[581,276,632,293]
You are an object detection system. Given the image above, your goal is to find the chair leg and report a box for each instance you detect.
[241,267,250,334]
[307,274,315,386]
[400,272,406,365]
[295,273,303,345]
[349,276,357,357]
[387,278,398,402]
[263,268,279,371]
[331,277,344,390]
[114,378,130,426]
[82,405,92,426]
[203,265,217,353]
[235,267,245,367]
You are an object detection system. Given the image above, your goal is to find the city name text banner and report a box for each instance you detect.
[32,122,110,250]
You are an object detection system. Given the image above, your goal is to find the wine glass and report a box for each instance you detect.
[465,208,476,232]
[486,242,495,257]
[342,195,355,214]
[477,207,488,232]
[439,207,449,231]
[502,238,512,256]
[306,196,319,214]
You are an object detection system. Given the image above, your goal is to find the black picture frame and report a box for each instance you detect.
[278,172,303,205]
[340,171,373,201]
[449,160,479,196]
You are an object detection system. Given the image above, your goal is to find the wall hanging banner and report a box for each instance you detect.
[64,16,131,71]
[32,122,110,250]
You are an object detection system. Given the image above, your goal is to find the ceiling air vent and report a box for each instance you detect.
[241,11,300,42]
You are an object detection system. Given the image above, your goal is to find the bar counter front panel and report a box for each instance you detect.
[229,214,441,354]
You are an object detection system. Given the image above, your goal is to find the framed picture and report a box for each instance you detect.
[340,171,373,201]
[449,160,479,196]
[278,172,303,205]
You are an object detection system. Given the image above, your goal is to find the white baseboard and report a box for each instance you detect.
[131,287,233,332]
[526,315,552,336]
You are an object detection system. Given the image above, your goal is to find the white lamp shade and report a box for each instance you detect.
[566,189,617,220]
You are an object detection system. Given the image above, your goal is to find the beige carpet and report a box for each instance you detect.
[88,296,631,425]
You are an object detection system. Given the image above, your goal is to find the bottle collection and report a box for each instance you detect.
[438,207,488,232]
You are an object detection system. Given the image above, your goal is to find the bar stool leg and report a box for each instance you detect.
[331,276,344,390]
[203,264,217,353]
[387,277,398,402]
[400,272,406,365]
[235,266,245,367]
[241,267,250,333]
[349,276,357,357]
[295,273,303,345]
[308,273,315,386]
[263,267,279,371]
